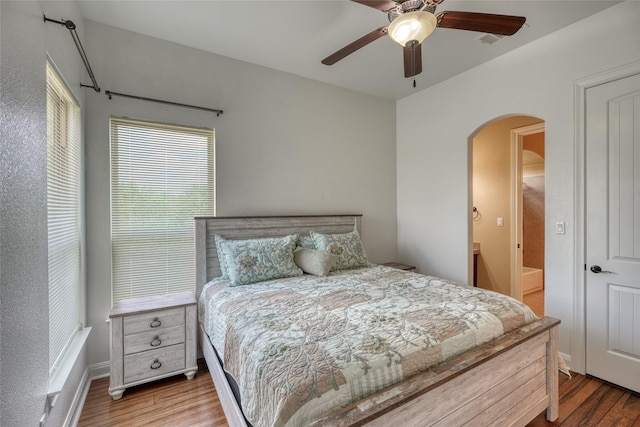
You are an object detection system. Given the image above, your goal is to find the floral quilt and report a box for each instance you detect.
[199,265,536,427]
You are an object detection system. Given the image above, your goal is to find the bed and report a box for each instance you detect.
[195,215,559,427]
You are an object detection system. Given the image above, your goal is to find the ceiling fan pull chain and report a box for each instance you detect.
[411,44,417,88]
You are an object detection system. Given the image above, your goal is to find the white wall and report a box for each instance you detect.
[83,21,397,367]
[0,1,88,425]
[396,1,640,360]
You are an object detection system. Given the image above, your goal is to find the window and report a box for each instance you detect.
[110,117,215,302]
[47,62,82,377]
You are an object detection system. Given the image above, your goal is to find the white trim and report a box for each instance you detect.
[46,327,91,409]
[510,123,545,301]
[572,60,640,375]
[63,362,110,427]
[89,360,111,380]
[41,327,91,427]
[64,367,91,427]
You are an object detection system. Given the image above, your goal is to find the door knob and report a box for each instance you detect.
[590,265,613,274]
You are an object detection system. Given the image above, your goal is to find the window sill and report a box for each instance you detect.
[42,327,92,426]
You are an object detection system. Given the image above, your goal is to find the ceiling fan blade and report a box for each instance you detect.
[322,27,388,65]
[351,0,398,12]
[436,11,526,36]
[403,43,422,78]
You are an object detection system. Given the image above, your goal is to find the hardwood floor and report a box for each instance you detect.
[78,360,227,427]
[79,360,640,426]
[527,372,640,426]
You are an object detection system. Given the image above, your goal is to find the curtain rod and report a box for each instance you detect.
[44,16,101,92]
[44,16,223,117]
[105,90,224,117]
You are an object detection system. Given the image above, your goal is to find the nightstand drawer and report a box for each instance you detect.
[124,343,185,384]
[124,325,185,355]
[109,292,198,400]
[124,307,184,335]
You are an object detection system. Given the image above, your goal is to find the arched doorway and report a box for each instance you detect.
[469,115,545,316]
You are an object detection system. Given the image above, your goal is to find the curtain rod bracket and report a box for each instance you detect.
[44,15,101,93]
[80,83,101,93]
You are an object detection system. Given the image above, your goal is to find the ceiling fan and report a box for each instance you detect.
[322,0,526,80]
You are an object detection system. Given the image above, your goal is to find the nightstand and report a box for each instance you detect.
[381,262,416,272]
[108,291,198,400]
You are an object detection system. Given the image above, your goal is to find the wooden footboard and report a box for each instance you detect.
[320,317,560,426]
[199,317,560,427]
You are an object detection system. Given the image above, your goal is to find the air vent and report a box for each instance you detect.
[476,33,505,44]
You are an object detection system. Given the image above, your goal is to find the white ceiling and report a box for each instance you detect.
[77,0,621,100]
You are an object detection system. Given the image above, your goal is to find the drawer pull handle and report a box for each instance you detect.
[150,336,162,347]
[150,359,162,370]
[149,317,161,328]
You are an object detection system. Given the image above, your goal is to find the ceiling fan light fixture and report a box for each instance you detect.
[388,10,437,47]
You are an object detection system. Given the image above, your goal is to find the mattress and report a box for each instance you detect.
[198,265,537,427]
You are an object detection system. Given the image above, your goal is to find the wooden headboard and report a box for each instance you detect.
[194,215,362,297]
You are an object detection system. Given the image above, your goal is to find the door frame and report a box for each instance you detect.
[510,123,545,301]
[572,60,640,375]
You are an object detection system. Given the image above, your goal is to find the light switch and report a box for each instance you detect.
[555,221,565,235]
[497,218,504,227]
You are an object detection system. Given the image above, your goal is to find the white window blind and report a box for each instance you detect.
[110,117,215,302]
[46,62,82,375]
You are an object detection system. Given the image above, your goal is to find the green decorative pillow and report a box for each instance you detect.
[310,230,368,271]
[294,247,335,276]
[297,235,316,249]
[214,235,231,279]
[215,234,303,286]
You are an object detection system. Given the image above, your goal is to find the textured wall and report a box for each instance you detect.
[1,3,50,425]
[1,1,86,425]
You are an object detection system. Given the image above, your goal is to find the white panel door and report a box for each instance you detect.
[585,72,640,393]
